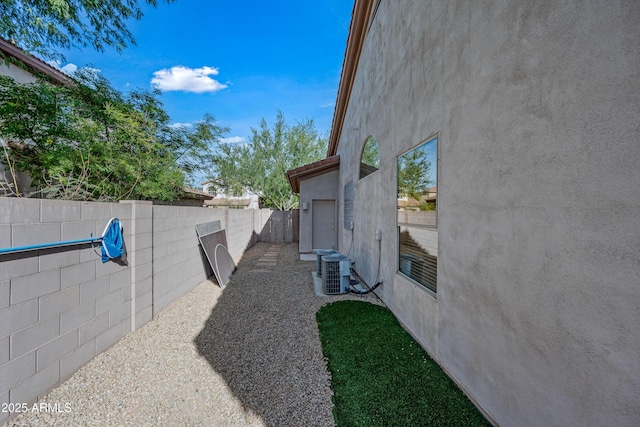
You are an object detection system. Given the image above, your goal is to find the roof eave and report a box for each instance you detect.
[327,0,375,157]
[286,155,341,193]
[0,38,71,85]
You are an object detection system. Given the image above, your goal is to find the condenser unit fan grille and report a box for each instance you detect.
[321,254,350,295]
[314,249,337,277]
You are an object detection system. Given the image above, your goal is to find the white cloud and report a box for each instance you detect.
[220,136,246,144]
[46,60,78,76]
[61,63,78,75]
[151,66,228,93]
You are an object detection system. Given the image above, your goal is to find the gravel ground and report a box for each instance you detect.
[4,242,382,427]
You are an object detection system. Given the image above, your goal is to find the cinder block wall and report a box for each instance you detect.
[226,208,268,260]
[121,201,153,331]
[151,205,224,315]
[1,200,288,424]
[0,199,134,423]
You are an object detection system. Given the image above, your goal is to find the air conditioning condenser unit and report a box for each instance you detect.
[321,254,351,295]
[314,249,337,277]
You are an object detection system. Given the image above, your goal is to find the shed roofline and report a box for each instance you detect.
[286,155,340,193]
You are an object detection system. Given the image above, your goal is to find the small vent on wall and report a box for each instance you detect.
[344,182,354,230]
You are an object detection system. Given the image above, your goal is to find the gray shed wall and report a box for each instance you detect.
[298,170,339,253]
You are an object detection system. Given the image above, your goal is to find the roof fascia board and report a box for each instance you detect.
[327,0,375,157]
[0,38,70,85]
[286,155,341,193]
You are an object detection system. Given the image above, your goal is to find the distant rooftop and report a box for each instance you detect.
[0,37,70,85]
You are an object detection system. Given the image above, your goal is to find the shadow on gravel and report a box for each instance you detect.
[194,242,333,427]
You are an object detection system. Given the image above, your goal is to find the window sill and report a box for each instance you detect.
[396,271,437,300]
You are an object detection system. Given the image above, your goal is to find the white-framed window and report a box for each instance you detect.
[397,135,438,292]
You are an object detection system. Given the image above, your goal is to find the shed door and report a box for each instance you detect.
[312,200,336,249]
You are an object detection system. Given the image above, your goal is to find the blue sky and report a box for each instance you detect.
[55,1,353,146]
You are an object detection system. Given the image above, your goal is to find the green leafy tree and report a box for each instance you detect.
[70,69,228,186]
[397,147,433,203]
[0,68,226,200]
[361,136,380,167]
[212,111,326,210]
[161,114,228,186]
[0,0,175,61]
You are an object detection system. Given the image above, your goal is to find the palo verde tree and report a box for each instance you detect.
[0,0,175,61]
[211,111,326,210]
[0,67,227,200]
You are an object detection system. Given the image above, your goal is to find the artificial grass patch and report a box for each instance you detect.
[316,300,491,427]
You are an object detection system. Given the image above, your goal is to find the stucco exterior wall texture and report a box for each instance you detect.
[0,62,37,84]
[335,1,640,426]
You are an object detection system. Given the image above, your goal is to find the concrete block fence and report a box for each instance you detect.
[0,198,290,423]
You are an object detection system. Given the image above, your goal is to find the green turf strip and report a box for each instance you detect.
[316,300,491,427]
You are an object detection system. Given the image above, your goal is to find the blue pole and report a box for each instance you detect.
[0,237,102,255]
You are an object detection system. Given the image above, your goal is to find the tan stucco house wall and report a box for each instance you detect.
[293,1,640,425]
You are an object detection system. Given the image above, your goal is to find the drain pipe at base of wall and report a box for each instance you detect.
[349,231,383,294]
[349,276,382,294]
